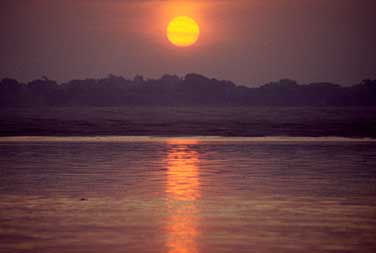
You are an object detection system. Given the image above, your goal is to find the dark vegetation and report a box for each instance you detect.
[1,74,376,107]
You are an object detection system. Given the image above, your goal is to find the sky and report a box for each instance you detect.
[0,0,375,86]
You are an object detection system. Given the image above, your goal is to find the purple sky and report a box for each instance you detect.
[1,0,375,86]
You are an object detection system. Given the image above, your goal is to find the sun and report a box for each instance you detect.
[167,16,200,47]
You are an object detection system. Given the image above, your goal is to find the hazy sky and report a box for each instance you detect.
[1,0,375,86]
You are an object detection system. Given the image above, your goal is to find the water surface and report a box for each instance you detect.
[1,107,376,137]
[1,137,376,252]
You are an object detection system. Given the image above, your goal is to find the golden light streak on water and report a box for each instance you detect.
[165,141,200,253]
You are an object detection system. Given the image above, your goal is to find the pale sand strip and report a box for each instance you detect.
[0,136,375,143]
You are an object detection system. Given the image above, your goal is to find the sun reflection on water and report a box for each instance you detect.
[165,139,200,253]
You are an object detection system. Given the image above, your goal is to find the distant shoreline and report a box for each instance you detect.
[1,136,375,143]
[1,74,376,107]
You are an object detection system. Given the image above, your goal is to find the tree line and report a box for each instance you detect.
[1,73,375,106]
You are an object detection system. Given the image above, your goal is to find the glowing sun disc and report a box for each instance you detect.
[167,16,200,47]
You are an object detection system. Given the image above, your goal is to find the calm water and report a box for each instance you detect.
[1,107,376,137]
[1,137,376,252]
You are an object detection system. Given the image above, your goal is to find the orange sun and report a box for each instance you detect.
[166,16,200,47]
